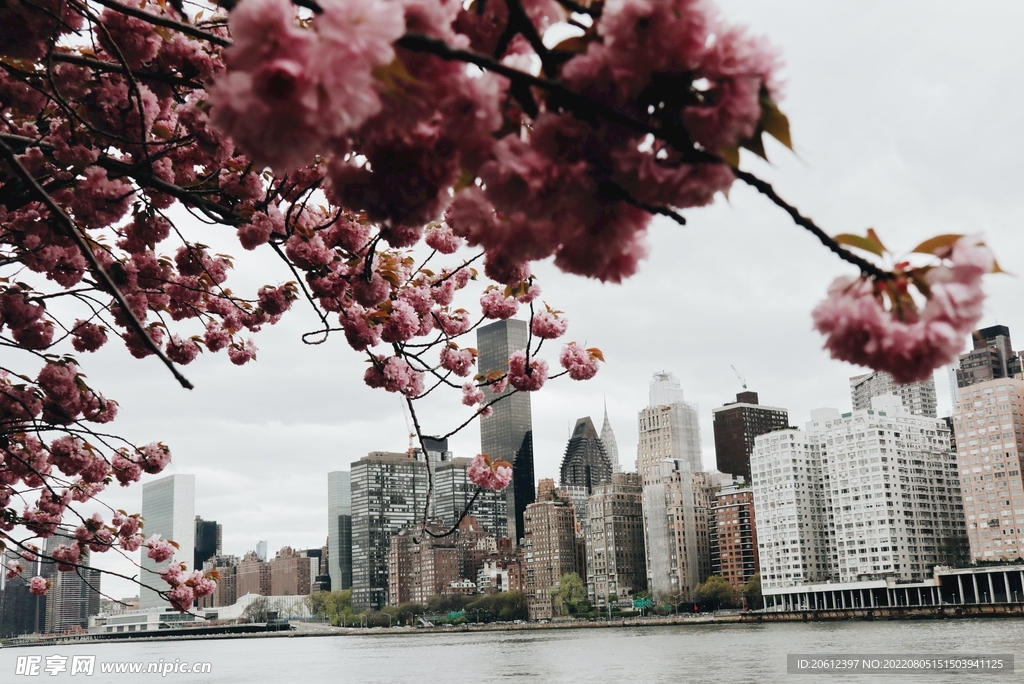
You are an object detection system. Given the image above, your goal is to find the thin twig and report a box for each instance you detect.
[731,169,893,281]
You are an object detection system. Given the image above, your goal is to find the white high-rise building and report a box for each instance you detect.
[849,370,937,417]
[327,471,352,592]
[637,372,702,485]
[751,418,834,592]
[140,474,195,609]
[821,396,963,583]
[753,397,965,593]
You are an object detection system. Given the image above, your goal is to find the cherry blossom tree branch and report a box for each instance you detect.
[395,33,892,280]
[0,138,195,389]
[48,52,205,89]
[82,0,231,48]
[731,169,893,281]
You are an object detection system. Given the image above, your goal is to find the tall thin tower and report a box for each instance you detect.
[477,319,535,544]
[140,474,195,609]
[600,399,621,473]
[637,372,702,485]
[327,471,352,591]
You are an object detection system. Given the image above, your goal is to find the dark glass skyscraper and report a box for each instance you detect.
[560,416,612,494]
[478,319,535,544]
[194,517,222,572]
[712,391,789,481]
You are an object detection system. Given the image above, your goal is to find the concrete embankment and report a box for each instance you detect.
[7,605,1024,647]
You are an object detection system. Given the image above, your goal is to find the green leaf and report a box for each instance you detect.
[910,234,964,256]
[833,233,885,257]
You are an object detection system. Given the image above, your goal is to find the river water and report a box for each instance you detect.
[1,620,1022,683]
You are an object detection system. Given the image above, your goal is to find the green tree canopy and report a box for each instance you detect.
[550,573,589,616]
[693,575,740,611]
[742,573,763,610]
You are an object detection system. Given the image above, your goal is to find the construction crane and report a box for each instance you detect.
[399,397,417,457]
[731,365,747,391]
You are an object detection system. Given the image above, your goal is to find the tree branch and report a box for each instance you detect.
[0,139,195,389]
[731,169,893,281]
[84,0,231,48]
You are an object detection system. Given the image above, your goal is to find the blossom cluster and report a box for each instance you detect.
[813,236,994,384]
[208,0,782,284]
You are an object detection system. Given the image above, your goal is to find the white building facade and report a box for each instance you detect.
[751,422,834,591]
[140,475,195,609]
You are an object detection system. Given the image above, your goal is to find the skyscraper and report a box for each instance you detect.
[478,319,535,544]
[849,371,937,417]
[140,474,195,609]
[523,496,581,619]
[819,397,963,582]
[753,398,965,590]
[637,372,702,486]
[40,533,101,634]
[709,484,759,591]
[585,472,646,607]
[434,457,507,538]
[350,451,430,611]
[952,377,1024,562]
[194,516,222,572]
[327,470,352,591]
[957,325,1022,389]
[560,416,613,494]
[643,460,714,604]
[600,400,621,473]
[751,421,834,592]
[712,391,789,481]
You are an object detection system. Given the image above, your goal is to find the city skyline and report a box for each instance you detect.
[86,354,997,598]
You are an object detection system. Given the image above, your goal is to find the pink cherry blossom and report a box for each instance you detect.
[440,346,476,377]
[425,223,462,254]
[160,560,188,585]
[51,543,81,571]
[29,576,49,596]
[138,442,172,474]
[559,342,601,381]
[70,320,107,353]
[489,375,509,395]
[381,300,421,343]
[5,560,23,580]
[812,236,992,384]
[467,454,513,491]
[531,310,567,339]
[480,289,519,320]
[462,382,484,406]
[365,357,424,397]
[227,339,258,365]
[145,534,176,563]
[167,583,195,612]
[507,350,548,391]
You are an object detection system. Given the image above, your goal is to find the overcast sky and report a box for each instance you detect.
[77,1,1024,597]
